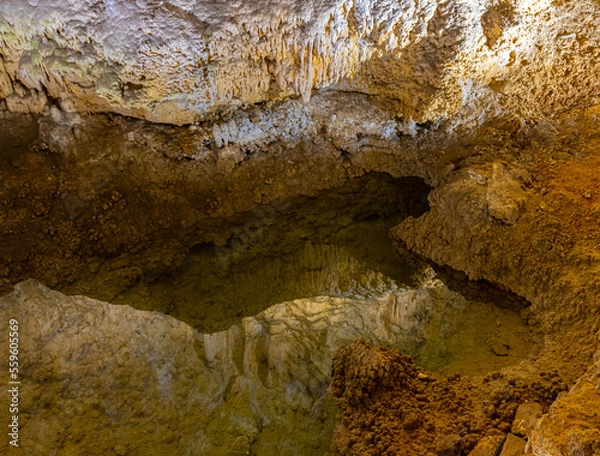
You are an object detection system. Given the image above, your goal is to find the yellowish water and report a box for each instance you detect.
[111,211,541,376]
[112,215,414,331]
[61,172,541,375]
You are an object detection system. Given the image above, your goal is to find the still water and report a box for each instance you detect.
[59,174,542,454]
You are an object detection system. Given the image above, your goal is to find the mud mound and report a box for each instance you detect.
[329,339,568,455]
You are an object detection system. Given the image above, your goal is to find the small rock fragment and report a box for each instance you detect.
[437,433,462,456]
[486,162,526,225]
[469,169,487,185]
[499,433,526,456]
[490,341,510,357]
[511,402,543,437]
[469,435,506,456]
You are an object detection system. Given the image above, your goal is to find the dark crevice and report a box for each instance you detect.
[392,240,533,311]
[416,120,434,130]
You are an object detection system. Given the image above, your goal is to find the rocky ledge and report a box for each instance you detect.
[327,146,600,453]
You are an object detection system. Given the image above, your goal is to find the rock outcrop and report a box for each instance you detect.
[528,355,600,456]
[381,153,600,454]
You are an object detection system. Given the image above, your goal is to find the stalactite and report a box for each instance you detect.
[302,37,315,103]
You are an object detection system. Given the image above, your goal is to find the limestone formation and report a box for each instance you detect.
[0,0,599,126]
[1,0,600,454]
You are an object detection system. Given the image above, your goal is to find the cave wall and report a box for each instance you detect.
[2,0,599,291]
[0,0,598,127]
[2,1,600,455]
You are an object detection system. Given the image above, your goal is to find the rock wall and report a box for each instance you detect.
[0,90,451,294]
[1,0,599,126]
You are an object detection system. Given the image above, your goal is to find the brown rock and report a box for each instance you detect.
[486,163,526,225]
[511,402,543,437]
[499,434,526,456]
[529,369,600,456]
[437,433,462,456]
[469,435,506,456]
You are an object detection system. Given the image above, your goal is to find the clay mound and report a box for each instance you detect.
[330,339,478,455]
[329,339,567,455]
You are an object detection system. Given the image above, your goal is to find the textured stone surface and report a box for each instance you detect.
[499,433,526,456]
[0,0,599,125]
[329,338,566,455]
[469,435,506,456]
[387,147,600,454]
[1,275,515,455]
[511,402,542,437]
[486,162,526,225]
[529,355,600,456]
[391,156,600,330]
[0,0,600,454]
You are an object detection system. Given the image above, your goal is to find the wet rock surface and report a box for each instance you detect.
[73,172,431,331]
